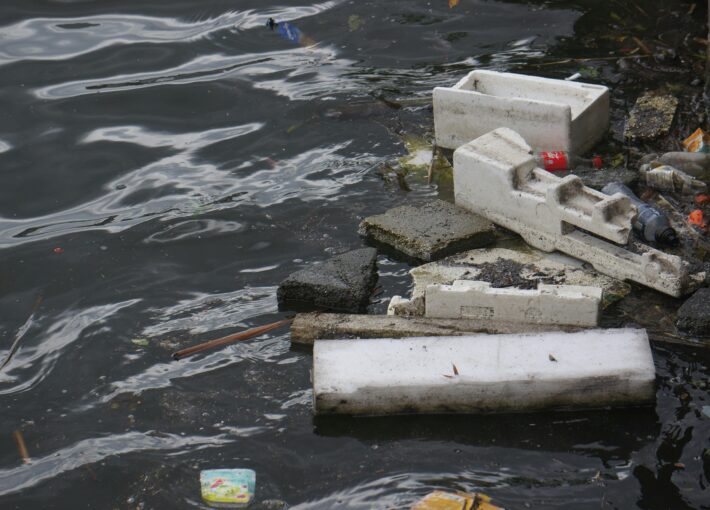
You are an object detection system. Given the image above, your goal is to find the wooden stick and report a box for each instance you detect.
[172,318,292,360]
[13,430,30,464]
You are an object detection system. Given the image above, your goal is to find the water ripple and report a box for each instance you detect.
[0,299,141,395]
[0,1,344,66]
[0,139,376,247]
[142,286,278,338]
[0,431,231,496]
[35,46,357,100]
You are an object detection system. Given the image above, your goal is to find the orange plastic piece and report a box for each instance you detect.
[411,490,503,510]
[683,128,710,153]
[689,209,707,231]
[695,194,710,206]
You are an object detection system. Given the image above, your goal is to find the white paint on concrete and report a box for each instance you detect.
[453,128,701,297]
[313,329,656,415]
[425,280,601,326]
[433,70,609,153]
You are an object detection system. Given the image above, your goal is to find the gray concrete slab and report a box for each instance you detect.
[358,199,495,262]
[277,248,378,313]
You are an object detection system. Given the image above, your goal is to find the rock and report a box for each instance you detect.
[358,199,495,262]
[625,92,679,141]
[569,166,639,190]
[277,248,377,313]
[676,288,710,336]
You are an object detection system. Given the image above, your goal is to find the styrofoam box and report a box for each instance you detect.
[313,329,655,415]
[433,70,609,154]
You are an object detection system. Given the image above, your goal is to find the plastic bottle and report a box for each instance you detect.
[601,182,678,245]
[657,152,710,179]
[535,151,603,172]
[640,164,707,195]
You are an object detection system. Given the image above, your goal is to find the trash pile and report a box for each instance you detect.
[276,69,710,425]
[180,69,710,509]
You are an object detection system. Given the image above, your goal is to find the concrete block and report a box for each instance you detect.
[358,199,495,262]
[388,246,631,317]
[290,312,578,344]
[425,280,601,326]
[313,329,656,415]
[277,248,377,313]
[433,70,609,154]
[453,128,703,297]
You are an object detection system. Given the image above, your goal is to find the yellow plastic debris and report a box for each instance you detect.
[411,490,503,510]
[683,128,710,153]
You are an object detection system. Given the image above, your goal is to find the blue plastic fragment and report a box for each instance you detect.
[277,22,302,44]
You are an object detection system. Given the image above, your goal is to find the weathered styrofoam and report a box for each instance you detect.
[453,128,702,297]
[433,70,609,153]
[425,280,601,326]
[313,329,655,415]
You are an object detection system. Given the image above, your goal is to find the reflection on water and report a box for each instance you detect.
[0,0,708,508]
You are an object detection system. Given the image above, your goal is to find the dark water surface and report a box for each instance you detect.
[0,1,708,508]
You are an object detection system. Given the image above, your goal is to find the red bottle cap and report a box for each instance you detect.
[592,155,603,169]
[539,151,568,172]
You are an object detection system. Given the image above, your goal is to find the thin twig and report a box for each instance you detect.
[172,318,292,360]
[13,430,30,464]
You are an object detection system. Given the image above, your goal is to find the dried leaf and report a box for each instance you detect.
[452,363,459,375]
[549,354,557,362]
[448,0,460,8]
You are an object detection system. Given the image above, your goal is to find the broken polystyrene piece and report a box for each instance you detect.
[289,312,579,344]
[387,246,631,316]
[312,329,655,416]
[425,280,601,326]
[313,331,655,416]
[433,70,609,153]
[453,127,702,297]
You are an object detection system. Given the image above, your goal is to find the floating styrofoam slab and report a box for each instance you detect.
[313,329,655,415]
[433,70,609,154]
[425,280,601,326]
[453,127,701,297]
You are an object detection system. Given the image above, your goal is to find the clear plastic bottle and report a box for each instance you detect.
[602,182,678,245]
[535,151,603,172]
[658,152,710,179]
[640,164,707,195]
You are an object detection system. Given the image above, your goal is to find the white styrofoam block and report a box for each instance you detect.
[433,70,609,154]
[313,329,655,415]
[453,127,700,297]
[425,280,601,326]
